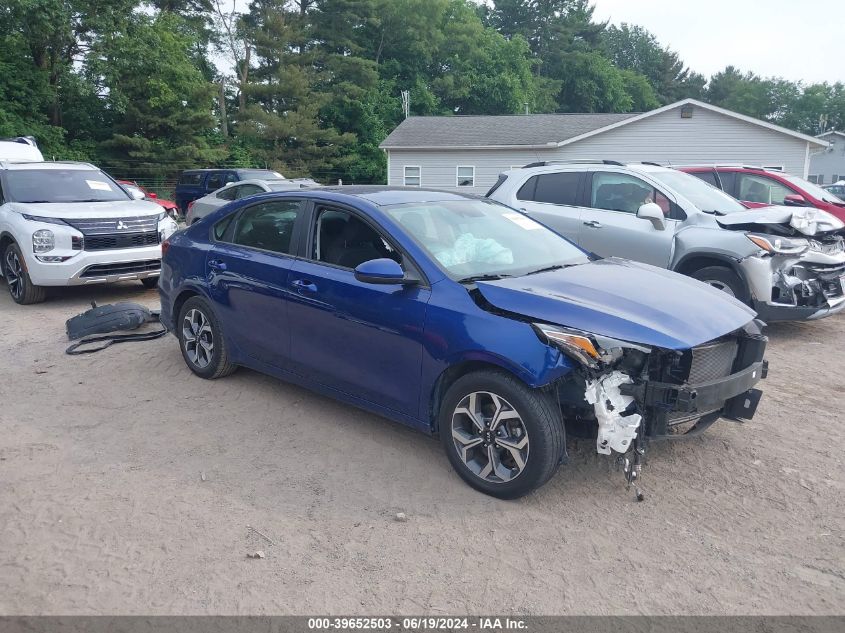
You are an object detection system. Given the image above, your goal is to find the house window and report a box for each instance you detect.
[818,175,825,185]
[808,175,818,184]
[456,166,475,187]
[404,166,421,187]
[833,174,840,183]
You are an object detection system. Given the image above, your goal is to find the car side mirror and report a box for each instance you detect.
[783,194,809,207]
[354,258,418,285]
[128,188,145,200]
[147,192,158,199]
[637,202,666,230]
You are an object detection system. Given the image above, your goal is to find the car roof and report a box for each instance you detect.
[299,186,481,206]
[508,161,673,176]
[0,161,98,171]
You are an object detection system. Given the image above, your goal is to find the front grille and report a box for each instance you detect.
[687,338,738,384]
[84,232,160,251]
[64,216,160,235]
[79,259,161,278]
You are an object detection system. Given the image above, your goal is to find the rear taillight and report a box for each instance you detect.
[161,238,171,256]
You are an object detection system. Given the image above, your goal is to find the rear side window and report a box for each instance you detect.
[517,172,581,205]
[216,185,240,201]
[179,172,202,185]
[231,200,302,255]
[237,184,264,198]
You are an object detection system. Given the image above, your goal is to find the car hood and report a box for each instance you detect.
[716,206,844,236]
[475,258,755,350]
[9,200,163,219]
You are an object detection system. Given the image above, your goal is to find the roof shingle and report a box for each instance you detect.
[379,113,639,148]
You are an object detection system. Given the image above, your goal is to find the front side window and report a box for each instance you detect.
[385,199,589,280]
[456,166,475,187]
[404,166,421,187]
[590,172,656,214]
[206,173,226,191]
[230,200,302,254]
[312,208,400,269]
[4,169,130,203]
[691,170,719,188]
[737,174,793,205]
[517,172,580,205]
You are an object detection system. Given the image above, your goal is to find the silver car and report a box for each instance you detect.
[488,161,845,322]
[185,178,318,225]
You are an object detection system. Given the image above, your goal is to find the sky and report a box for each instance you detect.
[590,0,842,84]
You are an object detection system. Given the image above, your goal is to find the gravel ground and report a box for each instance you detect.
[0,281,843,615]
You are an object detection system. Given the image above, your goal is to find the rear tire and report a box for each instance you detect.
[691,266,750,305]
[2,243,47,305]
[140,276,159,289]
[439,370,564,499]
[177,296,237,379]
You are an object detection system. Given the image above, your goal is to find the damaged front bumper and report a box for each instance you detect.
[741,243,845,322]
[620,359,767,440]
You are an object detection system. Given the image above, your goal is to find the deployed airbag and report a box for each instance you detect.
[66,301,159,340]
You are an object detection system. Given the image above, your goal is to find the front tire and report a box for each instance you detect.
[439,370,564,499]
[691,266,750,304]
[2,243,46,305]
[177,296,236,379]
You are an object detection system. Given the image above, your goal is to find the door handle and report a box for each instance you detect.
[208,259,227,271]
[583,220,603,228]
[292,279,318,293]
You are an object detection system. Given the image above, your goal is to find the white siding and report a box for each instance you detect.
[387,148,546,194]
[809,134,845,184]
[547,106,810,176]
[386,105,813,192]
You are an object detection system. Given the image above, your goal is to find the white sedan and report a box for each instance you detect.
[185,178,318,225]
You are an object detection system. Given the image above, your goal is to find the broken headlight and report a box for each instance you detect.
[747,233,809,255]
[532,323,650,371]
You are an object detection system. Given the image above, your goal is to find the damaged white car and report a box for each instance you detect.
[488,162,845,321]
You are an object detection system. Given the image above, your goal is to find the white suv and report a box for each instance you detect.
[0,149,178,304]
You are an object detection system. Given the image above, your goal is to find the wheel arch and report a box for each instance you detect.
[428,354,559,435]
[672,253,752,296]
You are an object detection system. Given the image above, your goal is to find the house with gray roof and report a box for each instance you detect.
[809,131,845,185]
[379,98,828,194]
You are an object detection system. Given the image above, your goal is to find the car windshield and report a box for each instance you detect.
[238,170,284,180]
[783,174,845,204]
[384,199,589,280]
[5,169,130,203]
[652,170,747,214]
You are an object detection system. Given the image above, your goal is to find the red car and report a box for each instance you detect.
[679,165,845,223]
[118,180,180,218]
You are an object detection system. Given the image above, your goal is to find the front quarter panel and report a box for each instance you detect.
[418,280,575,430]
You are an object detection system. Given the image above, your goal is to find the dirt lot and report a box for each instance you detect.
[0,281,843,616]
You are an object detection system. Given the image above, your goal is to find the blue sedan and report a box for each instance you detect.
[159,187,767,498]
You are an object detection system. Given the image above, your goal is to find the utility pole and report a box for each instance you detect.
[401,90,410,119]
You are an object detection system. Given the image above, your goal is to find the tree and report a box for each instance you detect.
[602,23,705,104]
[92,11,225,178]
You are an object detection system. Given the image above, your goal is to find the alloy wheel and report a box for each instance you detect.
[4,249,23,300]
[182,308,214,368]
[451,391,529,484]
[703,280,736,298]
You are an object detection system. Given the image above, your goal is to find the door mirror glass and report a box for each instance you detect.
[354,258,416,285]
[783,193,809,207]
[637,202,666,230]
